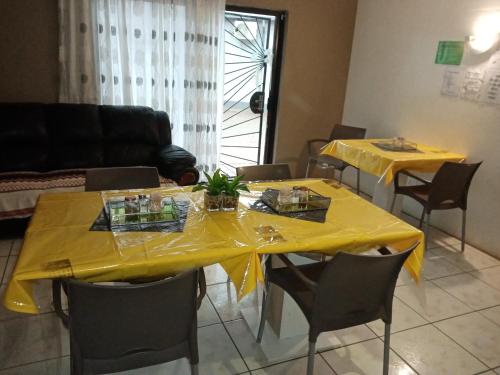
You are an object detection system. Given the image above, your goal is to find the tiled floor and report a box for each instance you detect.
[1,214,500,374]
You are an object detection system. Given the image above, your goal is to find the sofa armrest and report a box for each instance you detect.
[157,144,199,185]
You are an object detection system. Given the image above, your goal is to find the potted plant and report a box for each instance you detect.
[221,175,250,211]
[192,169,226,211]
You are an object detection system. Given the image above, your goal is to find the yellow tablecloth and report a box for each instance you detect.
[3,180,424,314]
[321,139,465,184]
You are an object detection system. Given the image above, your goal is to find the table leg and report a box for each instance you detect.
[371,175,408,215]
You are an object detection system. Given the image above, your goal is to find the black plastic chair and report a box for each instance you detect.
[390,161,481,251]
[53,269,206,375]
[305,124,367,194]
[236,163,292,181]
[85,166,161,191]
[256,247,415,375]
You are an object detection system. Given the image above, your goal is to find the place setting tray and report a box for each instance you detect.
[260,187,331,214]
[106,196,180,228]
[372,139,421,153]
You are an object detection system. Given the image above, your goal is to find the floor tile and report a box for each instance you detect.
[435,312,500,368]
[1,256,17,285]
[470,265,500,291]
[225,318,375,370]
[427,228,461,249]
[0,285,29,321]
[395,281,472,322]
[430,245,500,272]
[396,268,415,287]
[204,263,229,286]
[9,240,22,256]
[251,355,334,375]
[207,282,261,322]
[198,297,221,328]
[0,313,69,369]
[432,273,500,310]
[367,297,428,335]
[390,324,487,374]
[321,338,416,375]
[480,305,500,326]
[0,357,70,375]
[197,323,248,375]
[422,251,464,280]
[0,241,12,257]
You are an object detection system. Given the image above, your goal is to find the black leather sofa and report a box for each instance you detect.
[0,103,199,233]
[0,103,199,183]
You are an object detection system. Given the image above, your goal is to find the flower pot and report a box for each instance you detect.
[204,192,221,211]
[222,193,239,211]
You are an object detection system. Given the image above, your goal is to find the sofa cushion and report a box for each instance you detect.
[45,104,104,170]
[0,103,48,142]
[46,103,103,142]
[100,105,160,145]
[105,143,158,166]
[0,144,49,172]
[0,103,49,173]
[155,111,172,145]
[52,144,104,169]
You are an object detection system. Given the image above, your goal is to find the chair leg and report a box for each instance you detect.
[305,159,312,178]
[461,209,467,252]
[383,323,391,375]
[307,341,316,375]
[424,211,431,250]
[418,208,425,228]
[356,168,361,195]
[190,363,199,375]
[389,194,397,213]
[256,275,270,343]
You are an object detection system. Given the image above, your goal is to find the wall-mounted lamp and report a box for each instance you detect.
[466,13,500,53]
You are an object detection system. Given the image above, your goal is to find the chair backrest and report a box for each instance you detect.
[329,124,367,141]
[311,248,414,335]
[64,270,199,361]
[236,164,292,182]
[85,166,161,191]
[428,161,482,210]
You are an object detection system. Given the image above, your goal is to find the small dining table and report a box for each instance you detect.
[3,179,424,315]
[320,139,466,211]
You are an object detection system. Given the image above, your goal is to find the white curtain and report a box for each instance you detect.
[59,0,225,174]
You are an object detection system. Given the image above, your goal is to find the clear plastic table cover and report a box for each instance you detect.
[3,180,424,314]
[321,139,465,184]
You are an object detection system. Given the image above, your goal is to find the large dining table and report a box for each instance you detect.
[3,179,424,315]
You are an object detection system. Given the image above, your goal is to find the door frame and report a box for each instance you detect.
[225,5,287,165]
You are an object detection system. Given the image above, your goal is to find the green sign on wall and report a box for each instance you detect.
[435,41,464,65]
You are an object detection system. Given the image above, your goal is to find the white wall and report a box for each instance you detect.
[343,0,500,257]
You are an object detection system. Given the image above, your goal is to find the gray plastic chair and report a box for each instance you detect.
[256,247,415,375]
[53,166,163,325]
[391,161,481,251]
[53,269,206,375]
[305,124,366,194]
[85,166,161,191]
[236,163,292,181]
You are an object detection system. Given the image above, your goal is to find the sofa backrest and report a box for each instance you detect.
[0,103,172,173]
